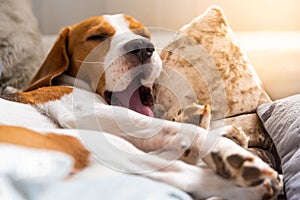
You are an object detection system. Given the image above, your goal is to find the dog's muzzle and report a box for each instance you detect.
[124,39,155,64]
[104,38,160,117]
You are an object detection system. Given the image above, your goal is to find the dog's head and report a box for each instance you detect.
[26,14,162,116]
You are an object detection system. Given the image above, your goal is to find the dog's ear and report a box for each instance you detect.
[24,27,70,91]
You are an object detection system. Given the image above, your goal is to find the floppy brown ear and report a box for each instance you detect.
[24,27,70,91]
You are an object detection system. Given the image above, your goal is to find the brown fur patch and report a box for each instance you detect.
[81,16,116,41]
[1,86,73,104]
[67,16,115,79]
[25,16,115,94]
[0,125,90,171]
[124,15,150,38]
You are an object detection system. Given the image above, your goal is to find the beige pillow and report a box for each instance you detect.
[155,5,271,120]
[154,6,278,168]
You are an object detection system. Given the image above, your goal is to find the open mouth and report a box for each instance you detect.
[104,77,154,117]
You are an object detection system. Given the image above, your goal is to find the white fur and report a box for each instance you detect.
[0,14,279,199]
[0,98,57,128]
[104,14,162,91]
[0,87,273,199]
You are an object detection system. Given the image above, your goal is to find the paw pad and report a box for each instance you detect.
[211,151,231,179]
[227,154,252,169]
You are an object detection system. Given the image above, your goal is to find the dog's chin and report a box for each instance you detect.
[104,77,154,117]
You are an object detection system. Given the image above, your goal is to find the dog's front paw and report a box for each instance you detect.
[220,125,249,148]
[172,103,211,129]
[203,137,283,198]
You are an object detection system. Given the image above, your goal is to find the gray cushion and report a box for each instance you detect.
[257,94,300,200]
[0,0,44,94]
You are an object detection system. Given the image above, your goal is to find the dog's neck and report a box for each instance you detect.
[53,74,93,92]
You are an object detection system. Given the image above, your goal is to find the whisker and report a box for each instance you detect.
[75,59,105,64]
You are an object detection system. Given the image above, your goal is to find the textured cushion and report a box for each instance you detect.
[257,94,300,200]
[155,5,271,120]
[154,6,275,167]
[0,0,44,94]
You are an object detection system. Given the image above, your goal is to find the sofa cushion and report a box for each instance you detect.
[0,0,44,94]
[154,5,276,167]
[257,94,300,199]
[155,5,271,121]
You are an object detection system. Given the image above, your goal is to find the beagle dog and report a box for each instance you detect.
[0,14,282,199]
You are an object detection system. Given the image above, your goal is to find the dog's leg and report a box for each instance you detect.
[144,161,282,200]
[172,104,248,148]
[172,104,211,129]
[74,131,281,200]
[66,106,281,187]
[201,134,282,189]
[217,125,249,148]
[39,92,282,196]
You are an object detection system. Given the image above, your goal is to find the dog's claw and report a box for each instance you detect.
[180,140,188,149]
[260,175,284,200]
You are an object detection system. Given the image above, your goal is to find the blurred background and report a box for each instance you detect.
[32,0,300,34]
[31,0,300,99]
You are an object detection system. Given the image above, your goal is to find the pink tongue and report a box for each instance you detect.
[113,81,154,117]
[129,89,154,117]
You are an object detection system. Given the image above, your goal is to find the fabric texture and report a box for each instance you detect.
[0,143,192,200]
[155,5,276,168]
[156,5,271,121]
[257,94,300,200]
[0,0,44,94]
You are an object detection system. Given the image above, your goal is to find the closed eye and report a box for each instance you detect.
[138,33,150,39]
[86,34,109,41]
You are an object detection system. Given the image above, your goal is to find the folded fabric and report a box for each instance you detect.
[257,94,300,200]
[0,143,192,200]
[0,60,2,77]
[0,144,73,181]
[0,144,73,199]
[38,175,192,200]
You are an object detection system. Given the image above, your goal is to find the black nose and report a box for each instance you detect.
[124,39,155,63]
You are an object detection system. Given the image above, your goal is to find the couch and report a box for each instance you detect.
[1,1,300,199]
